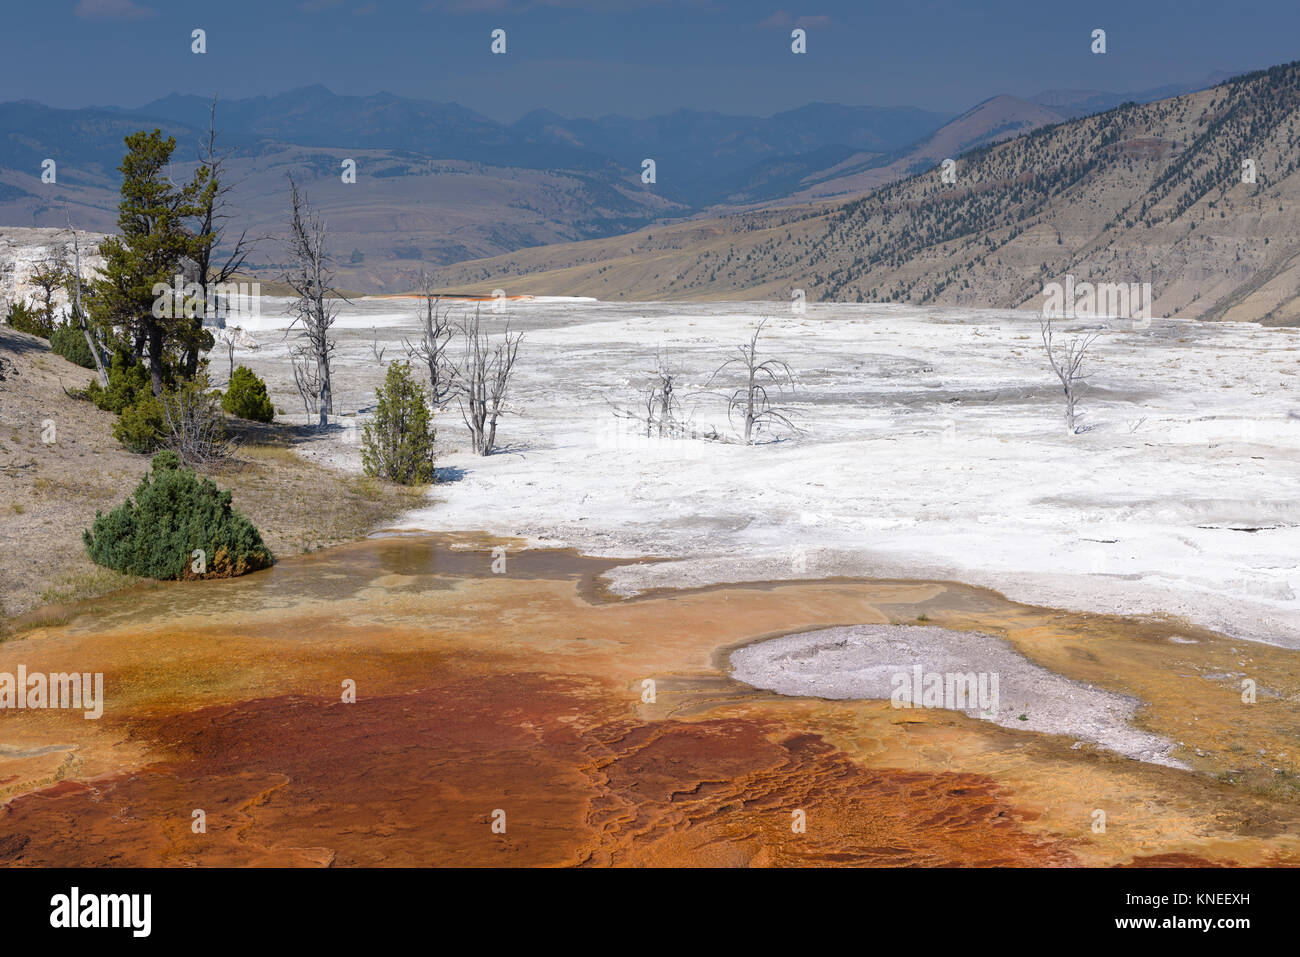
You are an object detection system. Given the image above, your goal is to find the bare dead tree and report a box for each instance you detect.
[64,215,107,387]
[450,307,522,455]
[289,343,321,424]
[370,327,386,363]
[644,349,681,437]
[213,326,257,383]
[221,330,238,380]
[611,349,694,438]
[283,175,338,427]
[187,96,256,375]
[159,378,238,470]
[707,319,801,444]
[215,325,241,382]
[402,275,455,409]
[1039,312,1101,434]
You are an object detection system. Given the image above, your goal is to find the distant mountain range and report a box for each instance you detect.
[414,61,1300,325]
[1027,72,1241,118]
[0,72,1236,292]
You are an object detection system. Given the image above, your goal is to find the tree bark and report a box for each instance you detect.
[148,327,165,396]
[68,224,107,388]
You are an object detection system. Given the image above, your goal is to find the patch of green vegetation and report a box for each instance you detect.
[6,300,53,338]
[3,613,73,640]
[361,361,436,485]
[84,450,273,579]
[221,365,274,423]
[113,393,164,453]
[87,348,154,414]
[50,322,97,369]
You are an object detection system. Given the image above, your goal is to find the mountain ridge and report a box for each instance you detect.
[410,61,1300,325]
[0,72,1255,294]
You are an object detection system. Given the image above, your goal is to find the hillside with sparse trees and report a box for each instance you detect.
[418,61,1300,325]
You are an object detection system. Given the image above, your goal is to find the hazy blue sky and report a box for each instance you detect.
[7,0,1299,120]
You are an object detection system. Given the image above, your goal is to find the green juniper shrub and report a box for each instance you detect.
[361,360,436,485]
[84,348,166,452]
[49,322,97,369]
[113,391,165,453]
[150,449,181,469]
[83,450,273,580]
[87,348,153,413]
[6,300,54,339]
[220,365,274,423]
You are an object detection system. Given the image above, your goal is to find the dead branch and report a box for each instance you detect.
[63,211,108,388]
[450,307,522,455]
[402,275,455,409]
[159,380,239,470]
[706,319,802,444]
[289,343,321,425]
[1040,312,1101,434]
[283,175,339,427]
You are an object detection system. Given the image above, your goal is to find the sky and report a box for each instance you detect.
[4,0,1299,121]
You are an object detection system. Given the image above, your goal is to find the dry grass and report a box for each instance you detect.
[239,443,301,465]
[0,325,431,631]
[37,565,138,606]
[225,442,427,557]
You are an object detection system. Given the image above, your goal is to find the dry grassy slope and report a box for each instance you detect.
[2,146,682,295]
[2,93,1071,298]
[423,62,1300,324]
[0,325,425,626]
[788,95,1068,202]
[0,328,144,622]
[420,206,837,301]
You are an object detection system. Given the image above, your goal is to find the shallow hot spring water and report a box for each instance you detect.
[2,533,1298,866]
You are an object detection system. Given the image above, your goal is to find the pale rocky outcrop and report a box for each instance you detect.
[0,227,108,319]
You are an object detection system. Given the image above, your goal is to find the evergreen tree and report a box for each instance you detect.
[361,361,437,485]
[91,130,212,396]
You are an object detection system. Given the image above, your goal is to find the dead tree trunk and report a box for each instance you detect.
[451,307,522,456]
[649,350,678,437]
[612,349,686,438]
[289,344,321,425]
[187,96,254,377]
[67,223,107,388]
[283,176,338,428]
[708,319,799,444]
[402,274,454,409]
[1039,312,1100,434]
